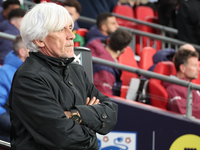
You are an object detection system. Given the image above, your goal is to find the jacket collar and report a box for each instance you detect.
[30,51,75,67]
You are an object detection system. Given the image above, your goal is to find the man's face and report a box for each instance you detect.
[64,6,79,22]
[4,4,20,19]
[105,16,119,35]
[183,57,200,80]
[41,20,75,59]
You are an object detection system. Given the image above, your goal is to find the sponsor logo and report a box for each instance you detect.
[97,131,137,150]
[170,134,200,150]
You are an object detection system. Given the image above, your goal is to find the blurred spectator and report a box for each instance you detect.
[85,12,119,45]
[0,8,25,32]
[177,0,200,46]
[148,48,176,71]
[77,0,118,29]
[0,36,29,142]
[117,0,135,7]
[62,0,81,30]
[162,49,200,119]
[62,0,85,46]
[148,44,196,72]
[178,44,196,52]
[137,0,157,12]
[87,28,132,96]
[0,0,20,22]
[157,0,181,37]
[0,8,25,64]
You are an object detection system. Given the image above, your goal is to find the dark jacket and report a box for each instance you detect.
[77,0,117,29]
[87,39,122,96]
[148,48,175,71]
[177,0,200,45]
[0,20,12,32]
[8,52,118,150]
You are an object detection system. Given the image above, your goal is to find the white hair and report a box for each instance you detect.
[20,2,74,52]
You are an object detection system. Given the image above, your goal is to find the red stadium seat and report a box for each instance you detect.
[134,6,161,55]
[74,28,88,47]
[118,46,138,98]
[149,61,176,109]
[76,28,88,37]
[139,47,156,70]
[113,5,136,29]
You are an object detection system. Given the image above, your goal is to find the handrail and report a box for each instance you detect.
[0,140,11,149]
[0,32,16,41]
[112,13,178,35]
[92,57,200,91]
[92,56,200,120]
[119,26,200,52]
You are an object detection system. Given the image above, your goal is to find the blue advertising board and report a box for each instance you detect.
[98,97,200,150]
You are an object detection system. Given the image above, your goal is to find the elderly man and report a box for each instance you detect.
[162,50,200,119]
[8,3,118,150]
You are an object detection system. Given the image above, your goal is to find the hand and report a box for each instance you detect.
[64,111,72,119]
[86,97,100,105]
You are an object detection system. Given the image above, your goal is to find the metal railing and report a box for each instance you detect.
[112,13,178,35]
[92,57,200,120]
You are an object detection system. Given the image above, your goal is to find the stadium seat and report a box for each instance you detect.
[74,47,93,83]
[134,6,161,55]
[149,61,176,109]
[74,28,88,47]
[112,5,136,29]
[139,47,156,70]
[117,46,138,98]
[76,28,88,37]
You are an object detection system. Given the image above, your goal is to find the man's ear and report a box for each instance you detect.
[180,64,186,73]
[33,40,45,47]
[18,48,24,57]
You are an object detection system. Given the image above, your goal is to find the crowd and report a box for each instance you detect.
[0,0,200,148]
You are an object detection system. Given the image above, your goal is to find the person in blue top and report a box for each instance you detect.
[0,8,25,65]
[0,0,20,22]
[0,36,29,142]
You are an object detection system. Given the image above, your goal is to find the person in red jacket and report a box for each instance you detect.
[163,49,200,119]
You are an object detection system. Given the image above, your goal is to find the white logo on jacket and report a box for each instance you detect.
[170,96,181,102]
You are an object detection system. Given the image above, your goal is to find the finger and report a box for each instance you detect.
[94,99,100,104]
[88,97,96,105]
[86,97,90,105]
